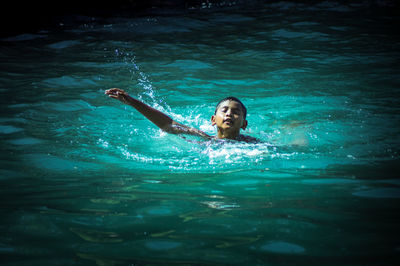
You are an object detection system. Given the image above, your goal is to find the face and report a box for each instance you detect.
[211,100,247,133]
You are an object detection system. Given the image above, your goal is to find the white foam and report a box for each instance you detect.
[203,142,269,165]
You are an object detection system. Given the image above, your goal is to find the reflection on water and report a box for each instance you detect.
[1,0,400,265]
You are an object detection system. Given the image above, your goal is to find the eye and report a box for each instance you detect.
[231,109,240,115]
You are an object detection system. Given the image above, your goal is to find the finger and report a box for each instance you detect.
[105,89,116,94]
[106,89,120,95]
[110,88,122,93]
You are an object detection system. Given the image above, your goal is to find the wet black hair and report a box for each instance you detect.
[214,96,247,119]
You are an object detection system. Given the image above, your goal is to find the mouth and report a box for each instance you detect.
[223,118,234,125]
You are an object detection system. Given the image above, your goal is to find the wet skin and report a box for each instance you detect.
[211,100,248,140]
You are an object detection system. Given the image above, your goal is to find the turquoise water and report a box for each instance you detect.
[1,1,400,265]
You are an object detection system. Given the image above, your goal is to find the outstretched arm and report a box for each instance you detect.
[105,88,211,139]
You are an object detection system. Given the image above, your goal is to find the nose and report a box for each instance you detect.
[225,109,232,117]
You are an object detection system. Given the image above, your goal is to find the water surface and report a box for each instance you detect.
[1,1,400,265]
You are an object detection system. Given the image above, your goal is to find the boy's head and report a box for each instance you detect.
[211,97,248,139]
[214,97,247,119]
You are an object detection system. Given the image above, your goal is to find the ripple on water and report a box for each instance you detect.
[23,153,101,172]
[209,14,255,23]
[352,188,400,199]
[136,200,193,217]
[2,33,47,42]
[0,169,27,180]
[219,179,261,186]
[47,100,94,112]
[0,125,24,134]
[253,241,306,254]
[42,76,98,88]
[145,240,182,251]
[164,60,214,70]
[301,178,359,185]
[47,40,81,49]
[8,137,43,145]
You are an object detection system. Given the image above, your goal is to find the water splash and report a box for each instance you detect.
[113,48,171,114]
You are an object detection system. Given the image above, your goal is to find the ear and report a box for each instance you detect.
[211,115,216,126]
[241,120,248,130]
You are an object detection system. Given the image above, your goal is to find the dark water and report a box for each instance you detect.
[1,1,400,265]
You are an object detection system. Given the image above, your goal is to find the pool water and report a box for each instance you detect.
[1,1,400,265]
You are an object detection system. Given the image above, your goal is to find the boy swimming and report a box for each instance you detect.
[105,88,258,143]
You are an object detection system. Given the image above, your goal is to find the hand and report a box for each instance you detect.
[105,88,130,104]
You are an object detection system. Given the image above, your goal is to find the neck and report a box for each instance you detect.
[216,128,240,140]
